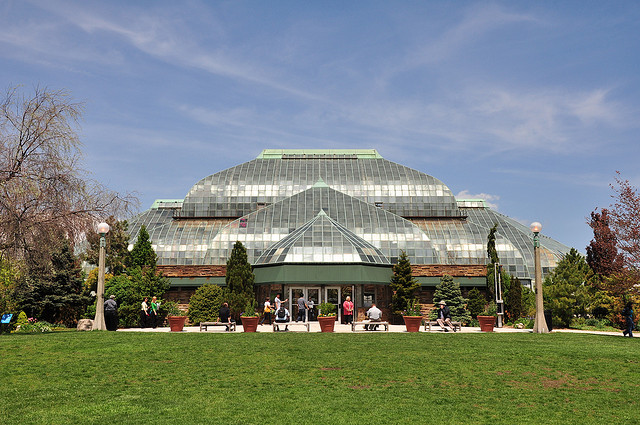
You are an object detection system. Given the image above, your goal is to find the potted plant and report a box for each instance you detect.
[477,302,497,332]
[240,301,259,332]
[317,302,337,332]
[402,298,423,332]
[165,302,188,332]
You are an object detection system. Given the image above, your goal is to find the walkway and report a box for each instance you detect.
[118,322,630,337]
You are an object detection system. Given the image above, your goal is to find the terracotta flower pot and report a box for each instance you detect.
[477,315,496,332]
[403,316,422,332]
[168,316,187,332]
[318,316,336,332]
[241,316,259,332]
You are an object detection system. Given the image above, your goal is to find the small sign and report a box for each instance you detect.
[1,314,12,324]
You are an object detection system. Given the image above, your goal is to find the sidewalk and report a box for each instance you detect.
[118,322,631,336]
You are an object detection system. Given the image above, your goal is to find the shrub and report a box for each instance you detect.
[14,320,52,333]
[187,285,225,324]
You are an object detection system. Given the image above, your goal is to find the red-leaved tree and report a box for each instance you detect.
[586,208,624,277]
[608,172,640,272]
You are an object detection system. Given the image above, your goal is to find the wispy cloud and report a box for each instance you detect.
[408,4,539,67]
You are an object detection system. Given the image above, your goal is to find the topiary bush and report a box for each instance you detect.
[188,284,225,324]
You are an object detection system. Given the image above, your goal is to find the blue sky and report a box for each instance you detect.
[1,1,639,252]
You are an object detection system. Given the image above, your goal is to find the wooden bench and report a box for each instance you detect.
[351,321,389,332]
[273,321,309,332]
[425,321,461,332]
[200,321,236,332]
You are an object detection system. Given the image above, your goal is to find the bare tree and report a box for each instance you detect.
[0,85,137,264]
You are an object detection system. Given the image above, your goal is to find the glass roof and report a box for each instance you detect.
[255,210,390,265]
[178,152,461,219]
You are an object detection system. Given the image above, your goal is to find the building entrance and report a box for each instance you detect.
[289,287,320,321]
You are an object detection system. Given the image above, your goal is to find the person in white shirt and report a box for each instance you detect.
[260,297,273,325]
[365,303,382,331]
[274,305,290,331]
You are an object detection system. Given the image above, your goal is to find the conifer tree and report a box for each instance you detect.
[486,223,499,300]
[389,251,421,316]
[15,237,89,325]
[126,225,157,269]
[543,248,592,327]
[432,274,471,323]
[466,287,486,319]
[225,241,256,318]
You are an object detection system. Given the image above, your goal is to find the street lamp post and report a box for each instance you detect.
[92,222,110,330]
[530,222,549,333]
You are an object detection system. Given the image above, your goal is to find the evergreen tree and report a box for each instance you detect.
[543,248,592,327]
[389,251,421,316]
[126,225,157,269]
[432,275,472,324]
[486,223,499,300]
[225,241,256,318]
[15,238,89,325]
[505,277,523,320]
[466,287,486,319]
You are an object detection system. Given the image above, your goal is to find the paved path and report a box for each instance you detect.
[118,322,631,337]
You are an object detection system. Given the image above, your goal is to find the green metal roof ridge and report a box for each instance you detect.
[150,199,184,209]
[257,149,382,159]
[312,178,330,188]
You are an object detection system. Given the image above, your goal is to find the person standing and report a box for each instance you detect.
[140,297,149,328]
[260,297,273,325]
[436,301,456,332]
[149,296,160,329]
[274,293,288,311]
[343,296,354,325]
[104,295,118,331]
[623,301,634,338]
[296,293,308,322]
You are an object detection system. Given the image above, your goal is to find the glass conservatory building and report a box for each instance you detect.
[128,149,571,320]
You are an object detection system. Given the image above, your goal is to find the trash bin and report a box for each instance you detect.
[544,310,553,331]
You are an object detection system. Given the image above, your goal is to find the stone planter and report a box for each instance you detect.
[241,316,259,332]
[168,316,187,332]
[403,316,422,332]
[318,316,336,332]
[477,315,496,332]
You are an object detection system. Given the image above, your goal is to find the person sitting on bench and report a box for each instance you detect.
[219,302,234,331]
[365,303,382,330]
[274,305,290,331]
[436,300,456,332]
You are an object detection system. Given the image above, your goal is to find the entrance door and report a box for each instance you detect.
[289,287,321,321]
[324,287,341,322]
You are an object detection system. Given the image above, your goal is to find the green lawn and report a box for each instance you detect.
[0,332,637,424]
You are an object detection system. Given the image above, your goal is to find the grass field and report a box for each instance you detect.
[0,332,638,424]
